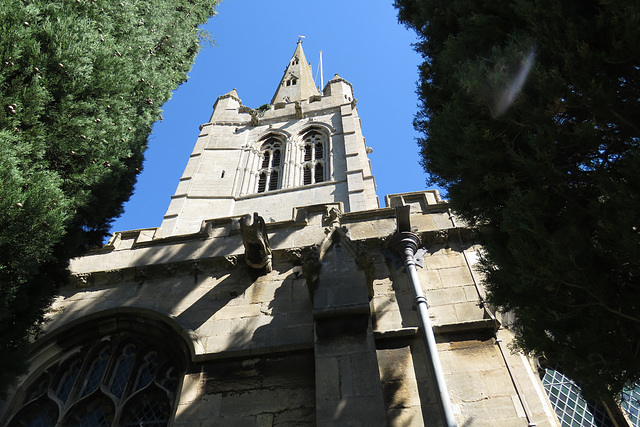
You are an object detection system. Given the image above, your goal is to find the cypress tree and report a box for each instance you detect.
[0,0,217,391]
[396,0,640,398]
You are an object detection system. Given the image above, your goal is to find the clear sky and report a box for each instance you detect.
[109,0,438,234]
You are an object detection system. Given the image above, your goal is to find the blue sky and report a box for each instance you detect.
[109,0,437,234]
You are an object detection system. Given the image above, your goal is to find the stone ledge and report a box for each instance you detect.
[373,327,419,341]
[433,318,500,335]
[191,341,314,364]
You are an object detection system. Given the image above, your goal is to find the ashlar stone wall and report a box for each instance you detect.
[0,191,560,427]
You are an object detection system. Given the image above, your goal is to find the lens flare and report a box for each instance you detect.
[495,48,536,116]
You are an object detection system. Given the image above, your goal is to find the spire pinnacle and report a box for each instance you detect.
[271,39,319,104]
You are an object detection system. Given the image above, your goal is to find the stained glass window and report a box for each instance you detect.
[7,331,183,427]
[109,344,136,398]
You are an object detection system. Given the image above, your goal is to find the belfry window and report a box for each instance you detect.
[7,330,185,427]
[301,129,326,185]
[256,136,284,193]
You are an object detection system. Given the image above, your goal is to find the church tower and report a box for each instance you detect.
[2,41,569,427]
[160,39,378,237]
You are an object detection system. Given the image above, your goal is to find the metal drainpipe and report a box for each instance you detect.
[390,206,457,427]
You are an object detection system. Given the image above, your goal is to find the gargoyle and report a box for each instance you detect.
[294,101,303,119]
[240,212,272,272]
[238,105,260,126]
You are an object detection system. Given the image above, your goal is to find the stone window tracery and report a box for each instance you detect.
[7,331,184,427]
[300,129,326,185]
[256,136,284,193]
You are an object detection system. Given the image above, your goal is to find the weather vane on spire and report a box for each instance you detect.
[298,35,305,43]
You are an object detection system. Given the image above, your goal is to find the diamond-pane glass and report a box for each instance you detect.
[542,368,614,427]
[621,386,640,426]
[73,402,113,427]
[122,396,169,427]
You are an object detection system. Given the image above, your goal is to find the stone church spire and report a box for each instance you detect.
[271,38,319,104]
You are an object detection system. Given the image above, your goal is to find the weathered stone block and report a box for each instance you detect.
[199,393,222,419]
[179,373,203,404]
[453,301,485,322]
[427,286,467,306]
[197,318,231,338]
[458,395,519,423]
[437,266,474,287]
[429,304,457,326]
[424,251,466,270]
[315,356,341,400]
[214,303,262,320]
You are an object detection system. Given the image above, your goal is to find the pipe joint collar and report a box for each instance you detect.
[388,231,421,256]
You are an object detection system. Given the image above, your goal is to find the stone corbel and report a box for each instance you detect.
[240,212,273,273]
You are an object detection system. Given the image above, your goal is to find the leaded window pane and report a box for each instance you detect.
[542,368,614,427]
[122,395,170,427]
[134,352,158,392]
[82,346,111,397]
[56,360,81,403]
[9,330,183,427]
[69,398,114,427]
[110,344,136,398]
[159,366,178,394]
[622,386,640,425]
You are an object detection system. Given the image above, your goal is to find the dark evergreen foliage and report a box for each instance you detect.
[0,0,217,391]
[396,0,640,398]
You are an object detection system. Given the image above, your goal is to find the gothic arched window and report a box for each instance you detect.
[301,129,326,185]
[256,135,284,193]
[7,329,185,427]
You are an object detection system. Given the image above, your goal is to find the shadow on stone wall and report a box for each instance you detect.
[172,264,317,425]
